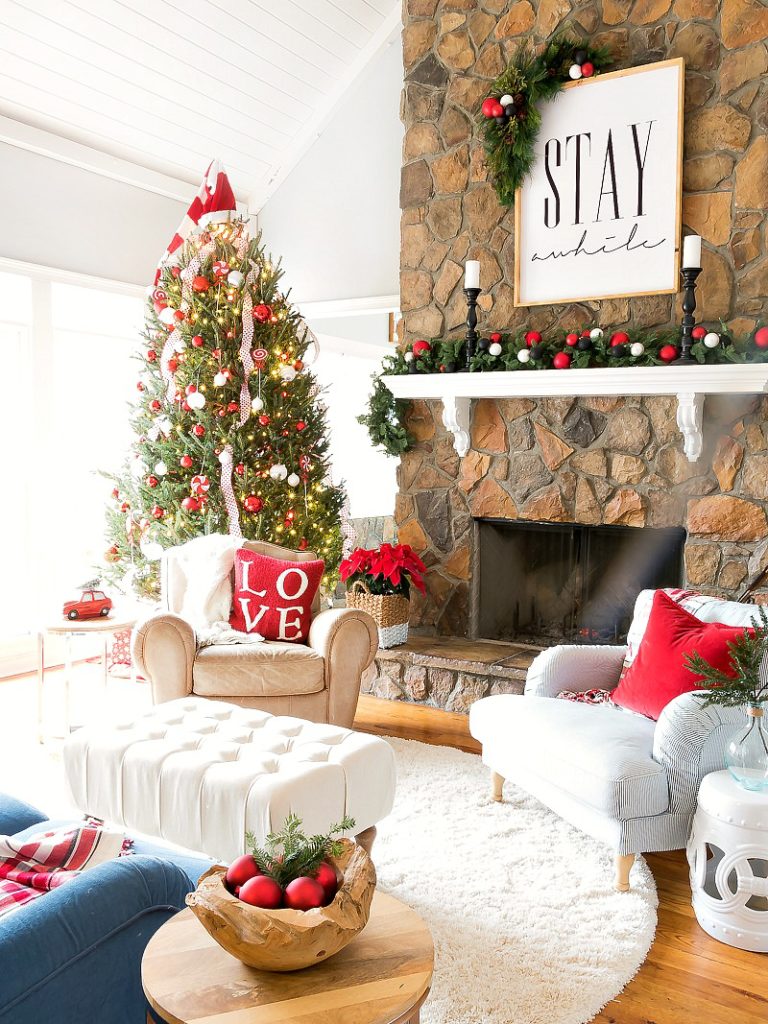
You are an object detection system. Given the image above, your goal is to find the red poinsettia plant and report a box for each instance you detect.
[340,543,426,599]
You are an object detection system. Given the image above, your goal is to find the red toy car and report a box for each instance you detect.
[62,588,113,621]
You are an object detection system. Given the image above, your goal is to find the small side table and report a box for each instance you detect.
[37,614,137,740]
[687,770,768,952]
[142,892,433,1024]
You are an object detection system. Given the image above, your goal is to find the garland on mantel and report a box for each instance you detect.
[480,33,613,206]
[359,325,768,457]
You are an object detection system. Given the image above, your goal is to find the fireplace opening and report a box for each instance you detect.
[475,519,685,645]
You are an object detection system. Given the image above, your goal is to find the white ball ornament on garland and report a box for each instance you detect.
[227,270,244,288]
[269,463,288,481]
[154,460,168,477]
[213,371,228,387]
[569,64,583,80]
[499,93,514,107]
[404,351,414,364]
[590,328,604,340]
[279,364,297,382]
[187,391,206,410]
[704,332,721,348]
[489,342,502,356]
[517,349,531,363]
[287,472,301,488]
[630,342,645,357]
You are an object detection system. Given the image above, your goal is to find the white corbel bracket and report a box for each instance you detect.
[676,392,704,463]
[441,395,471,457]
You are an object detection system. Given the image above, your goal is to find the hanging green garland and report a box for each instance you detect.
[480,33,613,206]
[357,371,414,457]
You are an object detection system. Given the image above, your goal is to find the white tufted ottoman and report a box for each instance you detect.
[63,697,396,863]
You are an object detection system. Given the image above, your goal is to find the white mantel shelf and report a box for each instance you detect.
[383,365,768,463]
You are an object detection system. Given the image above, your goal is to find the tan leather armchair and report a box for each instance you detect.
[131,540,378,728]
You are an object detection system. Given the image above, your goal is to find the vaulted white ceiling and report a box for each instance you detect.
[0,0,399,210]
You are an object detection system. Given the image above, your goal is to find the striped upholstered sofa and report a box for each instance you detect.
[469,589,759,891]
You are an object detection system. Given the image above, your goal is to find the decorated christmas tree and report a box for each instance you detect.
[104,162,344,599]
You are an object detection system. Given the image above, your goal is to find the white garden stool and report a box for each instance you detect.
[687,770,768,952]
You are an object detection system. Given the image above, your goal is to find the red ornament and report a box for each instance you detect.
[227,401,239,413]
[296,421,307,432]
[168,358,179,372]
[120,502,130,513]
[180,454,193,468]
[313,861,339,905]
[293,359,304,371]
[565,333,579,346]
[691,326,707,340]
[171,266,181,278]
[482,97,499,118]
[235,462,245,476]
[412,339,431,358]
[192,424,205,437]
[553,352,572,369]
[147,350,157,362]
[258,414,271,426]
[146,475,159,488]
[490,101,504,118]
[659,344,679,362]
[253,304,273,323]
[111,487,119,499]
[192,275,210,292]
[239,875,282,909]
[150,505,165,519]
[181,400,191,412]
[525,330,542,347]
[299,538,308,551]
[244,495,264,513]
[212,348,222,359]
[755,327,768,348]
[186,384,197,394]
[181,496,200,513]
[136,382,145,391]
[191,334,204,347]
[283,876,324,912]
[150,399,162,412]
[581,62,594,77]
[580,329,591,338]
[225,855,261,893]
[489,332,502,344]
[610,331,630,347]
[173,309,185,322]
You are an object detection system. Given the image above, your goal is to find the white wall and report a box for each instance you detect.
[257,39,402,304]
[0,144,187,285]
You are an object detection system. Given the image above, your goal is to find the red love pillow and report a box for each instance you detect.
[611,590,746,720]
[229,548,324,643]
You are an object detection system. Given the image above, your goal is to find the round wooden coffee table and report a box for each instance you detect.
[142,891,433,1024]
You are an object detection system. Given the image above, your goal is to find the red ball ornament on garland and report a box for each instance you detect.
[296,421,307,432]
[181,496,200,513]
[753,327,768,349]
[244,495,263,513]
[691,326,707,340]
[283,876,325,912]
[659,344,679,362]
[482,97,499,118]
[565,333,579,346]
[489,332,502,344]
[610,331,630,347]
[191,334,204,347]
[490,101,504,118]
[192,424,206,437]
[192,276,210,292]
[525,330,542,347]
[180,455,193,468]
[412,339,431,358]
[146,475,159,488]
[553,352,572,369]
[580,62,594,77]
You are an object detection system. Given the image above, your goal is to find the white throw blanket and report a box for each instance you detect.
[171,534,264,647]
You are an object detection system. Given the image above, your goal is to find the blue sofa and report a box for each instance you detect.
[0,793,212,1024]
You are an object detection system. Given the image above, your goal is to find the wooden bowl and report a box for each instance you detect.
[186,840,376,972]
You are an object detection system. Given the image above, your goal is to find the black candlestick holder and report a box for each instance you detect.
[464,287,481,371]
[675,265,702,364]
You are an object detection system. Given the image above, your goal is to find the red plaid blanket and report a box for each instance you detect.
[0,823,126,919]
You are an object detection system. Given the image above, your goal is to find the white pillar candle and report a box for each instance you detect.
[682,235,702,269]
[465,260,481,289]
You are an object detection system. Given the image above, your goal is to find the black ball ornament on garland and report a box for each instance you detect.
[479,32,613,206]
[477,338,491,351]
[530,344,546,361]
[577,337,592,351]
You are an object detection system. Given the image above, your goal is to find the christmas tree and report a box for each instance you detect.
[104,163,344,599]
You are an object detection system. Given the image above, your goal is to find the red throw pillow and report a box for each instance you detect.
[611,590,746,720]
[229,548,324,643]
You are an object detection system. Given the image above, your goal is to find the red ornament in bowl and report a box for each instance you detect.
[225,855,262,893]
[284,876,325,912]
[313,861,339,905]
[239,875,283,909]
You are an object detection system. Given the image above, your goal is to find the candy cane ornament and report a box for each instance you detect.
[218,447,242,539]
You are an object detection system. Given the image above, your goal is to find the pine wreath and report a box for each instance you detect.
[480,33,613,206]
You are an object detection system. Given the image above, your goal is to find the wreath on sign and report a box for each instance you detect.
[480,34,613,206]
[360,325,768,457]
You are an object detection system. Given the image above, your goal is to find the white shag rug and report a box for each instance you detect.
[376,738,658,1024]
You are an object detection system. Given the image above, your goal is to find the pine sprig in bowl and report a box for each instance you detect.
[246,813,355,888]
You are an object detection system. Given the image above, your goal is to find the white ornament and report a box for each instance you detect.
[252,396,264,412]
[630,342,645,357]
[569,64,582,80]
[174,338,187,353]
[187,391,206,410]
[499,93,514,107]
[287,472,300,488]
[590,328,604,340]
[213,371,228,387]
[154,460,168,476]
[158,416,172,437]
[279,365,297,382]
[489,342,502,356]
[517,349,531,363]
[704,332,721,348]
[227,270,244,288]
[269,463,288,481]
[141,541,164,561]
[158,307,176,325]
[147,425,160,441]
[404,352,414,363]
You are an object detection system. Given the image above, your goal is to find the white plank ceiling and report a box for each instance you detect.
[0,0,399,209]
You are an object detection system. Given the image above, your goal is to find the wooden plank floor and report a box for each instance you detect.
[354,695,768,1024]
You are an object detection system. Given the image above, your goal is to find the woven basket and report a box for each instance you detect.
[346,581,410,649]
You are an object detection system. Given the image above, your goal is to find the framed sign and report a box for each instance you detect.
[514,58,684,307]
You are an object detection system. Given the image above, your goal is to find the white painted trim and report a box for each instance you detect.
[250,5,401,212]
[298,294,400,319]
[0,256,145,297]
